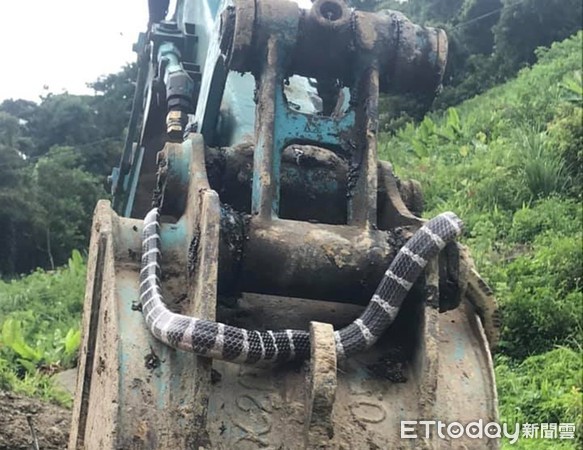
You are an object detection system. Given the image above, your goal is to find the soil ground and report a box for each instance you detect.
[0,390,70,450]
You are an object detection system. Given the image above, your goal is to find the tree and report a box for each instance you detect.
[25,94,100,158]
[88,63,137,140]
[0,64,135,276]
[0,140,38,275]
[494,0,583,75]
[0,99,37,122]
[31,146,104,269]
[457,0,502,55]
[0,112,20,149]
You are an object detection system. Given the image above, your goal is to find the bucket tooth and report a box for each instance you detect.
[304,322,337,448]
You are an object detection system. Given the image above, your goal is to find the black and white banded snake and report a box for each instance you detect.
[139,208,463,364]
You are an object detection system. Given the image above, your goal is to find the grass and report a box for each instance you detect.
[0,250,85,407]
[380,32,583,448]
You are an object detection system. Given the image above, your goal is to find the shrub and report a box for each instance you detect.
[496,233,582,359]
[496,347,582,448]
[514,128,570,199]
[547,104,583,196]
[509,198,582,243]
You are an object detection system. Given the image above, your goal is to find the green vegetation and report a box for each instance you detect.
[0,64,135,275]
[496,348,582,449]
[0,251,85,406]
[380,32,583,448]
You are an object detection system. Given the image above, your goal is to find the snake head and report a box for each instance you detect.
[442,211,464,239]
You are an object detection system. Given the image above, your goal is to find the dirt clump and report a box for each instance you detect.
[0,390,70,450]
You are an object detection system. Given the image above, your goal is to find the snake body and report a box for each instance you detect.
[139,208,463,364]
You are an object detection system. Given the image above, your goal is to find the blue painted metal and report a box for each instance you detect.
[252,84,355,216]
[114,0,254,215]
[110,1,214,217]
[158,42,186,79]
[216,72,257,145]
[122,145,144,218]
[279,90,355,148]
[116,219,188,415]
[110,33,148,214]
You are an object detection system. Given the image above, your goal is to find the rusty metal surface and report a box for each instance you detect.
[70,136,498,449]
[304,322,337,448]
[348,66,380,227]
[69,136,221,449]
[377,160,424,229]
[225,0,447,94]
[237,217,404,303]
[68,201,116,450]
[70,242,498,449]
[205,144,425,227]
[460,247,502,349]
[217,0,447,225]
[203,292,498,449]
[71,0,499,448]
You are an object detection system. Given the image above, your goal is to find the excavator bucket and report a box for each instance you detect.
[69,0,500,448]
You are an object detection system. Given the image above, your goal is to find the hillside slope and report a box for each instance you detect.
[380,32,582,449]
